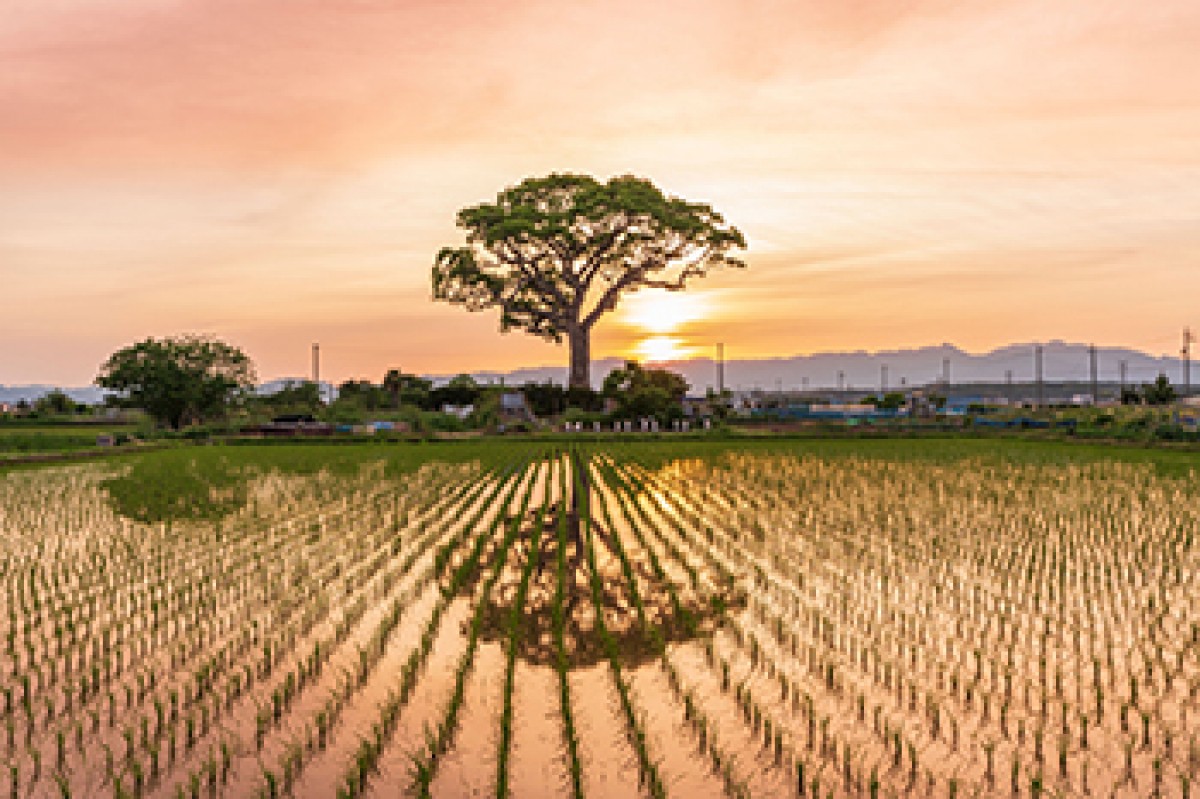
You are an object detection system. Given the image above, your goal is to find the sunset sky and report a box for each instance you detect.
[4,0,1199,386]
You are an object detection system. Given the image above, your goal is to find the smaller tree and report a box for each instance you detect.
[864,392,906,411]
[427,374,481,410]
[259,380,323,413]
[96,336,255,429]
[1143,373,1176,406]
[602,361,688,421]
[382,369,432,408]
[34,389,79,416]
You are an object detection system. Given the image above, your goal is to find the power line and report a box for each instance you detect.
[1183,327,1194,397]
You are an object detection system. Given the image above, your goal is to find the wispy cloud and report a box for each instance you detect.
[3,0,1200,382]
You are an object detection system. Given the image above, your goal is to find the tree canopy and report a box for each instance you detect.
[34,389,80,416]
[1142,373,1176,405]
[602,360,689,421]
[96,336,255,429]
[433,173,745,388]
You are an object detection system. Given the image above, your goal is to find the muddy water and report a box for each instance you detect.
[84,485,407,799]
[253,581,442,797]
[568,661,644,799]
[286,473,512,798]
[625,660,726,798]
[154,475,490,799]
[668,639,795,796]
[363,596,475,796]
[503,460,574,796]
[507,662,571,797]
[360,464,535,796]
[428,641,505,797]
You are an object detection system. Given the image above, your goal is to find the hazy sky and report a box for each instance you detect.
[4,0,1199,385]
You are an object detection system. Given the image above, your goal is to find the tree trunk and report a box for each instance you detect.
[568,325,591,390]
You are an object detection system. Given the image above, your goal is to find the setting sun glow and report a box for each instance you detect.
[621,291,710,363]
[635,336,692,363]
[621,291,710,335]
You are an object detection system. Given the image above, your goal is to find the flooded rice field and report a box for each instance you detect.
[1,441,1199,797]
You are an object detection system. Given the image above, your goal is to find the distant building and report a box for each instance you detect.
[249,414,334,436]
[681,396,715,418]
[499,391,532,421]
[441,404,474,420]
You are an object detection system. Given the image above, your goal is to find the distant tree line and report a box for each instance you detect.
[88,335,695,430]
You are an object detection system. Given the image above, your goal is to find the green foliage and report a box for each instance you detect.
[96,336,255,429]
[863,392,906,411]
[102,451,248,524]
[256,381,322,415]
[33,390,82,416]
[0,431,104,455]
[382,369,431,407]
[517,383,602,417]
[1142,373,1176,405]
[601,360,688,422]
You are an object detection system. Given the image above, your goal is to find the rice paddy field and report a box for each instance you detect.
[2,438,1199,798]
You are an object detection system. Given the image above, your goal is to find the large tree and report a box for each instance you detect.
[433,173,745,388]
[96,336,255,428]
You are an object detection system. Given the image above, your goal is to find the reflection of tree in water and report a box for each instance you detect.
[453,501,744,669]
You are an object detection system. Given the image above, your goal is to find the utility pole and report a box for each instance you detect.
[1035,344,1043,409]
[1119,360,1128,397]
[837,370,845,392]
[881,364,888,395]
[942,357,950,387]
[1089,343,1098,404]
[716,343,725,397]
[1183,327,1194,398]
[312,343,320,402]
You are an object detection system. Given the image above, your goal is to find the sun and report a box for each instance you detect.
[621,291,710,362]
[636,336,692,363]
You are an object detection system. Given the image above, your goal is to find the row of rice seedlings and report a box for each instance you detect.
[494,458,551,798]
[329,458,533,798]
[155,472,461,797]
[303,463,516,795]
[595,455,761,798]
[404,458,542,798]
[249,463,507,796]
[751,456,1197,795]
[550,456,586,799]
[213,469,472,793]
[615,452,923,793]
[573,450,666,799]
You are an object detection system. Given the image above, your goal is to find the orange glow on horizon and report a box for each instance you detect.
[635,336,694,363]
[620,290,711,365]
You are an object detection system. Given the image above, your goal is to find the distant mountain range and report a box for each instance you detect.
[2,341,1190,404]
[432,341,1190,394]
